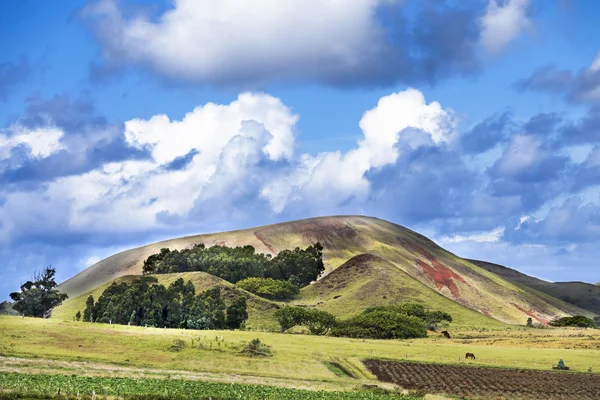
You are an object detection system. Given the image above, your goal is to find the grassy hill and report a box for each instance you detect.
[469,259,600,316]
[56,216,595,326]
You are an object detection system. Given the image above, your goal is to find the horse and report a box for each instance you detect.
[465,352,476,360]
[441,331,451,339]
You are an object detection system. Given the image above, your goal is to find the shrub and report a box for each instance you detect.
[240,338,272,357]
[170,339,186,352]
[331,311,427,339]
[237,277,299,300]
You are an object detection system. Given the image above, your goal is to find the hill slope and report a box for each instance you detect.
[298,254,505,329]
[57,216,594,325]
[469,259,600,315]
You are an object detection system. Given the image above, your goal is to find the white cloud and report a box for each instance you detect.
[261,88,456,211]
[0,93,299,239]
[439,227,504,244]
[479,0,532,54]
[84,0,397,84]
[0,126,65,160]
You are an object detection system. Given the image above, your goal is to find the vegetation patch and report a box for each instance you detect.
[0,372,420,400]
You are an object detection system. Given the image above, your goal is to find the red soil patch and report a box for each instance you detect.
[400,239,466,298]
[253,231,276,254]
[512,303,549,325]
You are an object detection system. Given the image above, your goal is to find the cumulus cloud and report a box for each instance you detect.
[80,0,527,87]
[3,88,600,292]
[479,0,532,54]
[261,89,456,212]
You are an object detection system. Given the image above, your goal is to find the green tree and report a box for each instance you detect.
[10,267,68,318]
[550,315,596,328]
[275,306,308,332]
[526,317,533,327]
[303,309,336,335]
[226,296,248,329]
[75,311,81,321]
[83,295,95,322]
[331,311,427,339]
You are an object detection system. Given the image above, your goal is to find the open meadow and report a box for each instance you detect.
[1,316,599,399]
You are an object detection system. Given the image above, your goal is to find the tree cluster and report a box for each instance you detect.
[549,315,597,328]
[236,277,299,300]
[82,277,247,330]
[9,267,68,318]
[142,243,324,288]
[274,302,451,340]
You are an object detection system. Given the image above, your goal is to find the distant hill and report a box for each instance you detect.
[469,259,600,316]
[56,216,595,326]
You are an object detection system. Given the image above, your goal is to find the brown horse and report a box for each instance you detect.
[465,352,476,360]
[441,331,451,339]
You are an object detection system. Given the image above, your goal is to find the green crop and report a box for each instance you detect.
[0,373,421,400]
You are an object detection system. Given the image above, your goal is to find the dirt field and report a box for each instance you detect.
[365,360,600,400]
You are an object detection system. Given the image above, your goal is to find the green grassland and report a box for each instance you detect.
[2,316,599,392]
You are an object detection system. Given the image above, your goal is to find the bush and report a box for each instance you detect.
[237,277,299,300]
[549,315,596,328]
[240,338,272,357]
[331,311,427,339]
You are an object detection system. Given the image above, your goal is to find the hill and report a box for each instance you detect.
[56,216,595,326]
[469,259,600,315]
[298,254,505,329]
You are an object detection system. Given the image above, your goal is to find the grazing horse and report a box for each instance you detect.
[465,352,476,360]
[441,331,451,339]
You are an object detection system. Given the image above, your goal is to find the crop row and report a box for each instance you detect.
[365,360,600,400]
[0,372,420,400]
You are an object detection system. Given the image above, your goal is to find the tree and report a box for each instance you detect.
[226,296,248,329]
[303,309,336,335]
[75,311,81,321]
[83,295,95,322]
[9,267,68,318]
[275,306,308,332]
[331,311,427,339]
[526,317,533,327]
[424,311,453,331]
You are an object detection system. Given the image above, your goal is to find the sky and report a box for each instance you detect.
[1,0,599,299]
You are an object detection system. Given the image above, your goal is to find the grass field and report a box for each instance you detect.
[2,317,599,392]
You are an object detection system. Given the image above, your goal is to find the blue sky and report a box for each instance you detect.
[1,0,599,299]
